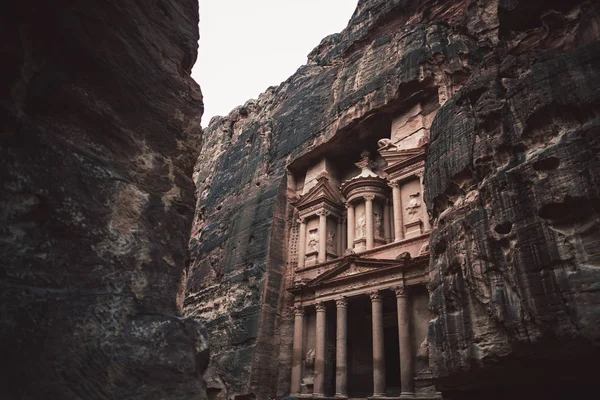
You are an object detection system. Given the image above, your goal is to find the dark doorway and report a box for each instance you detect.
[347,296,373,398]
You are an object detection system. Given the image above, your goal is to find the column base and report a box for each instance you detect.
[399,392,415,399]
[333,395,348,399]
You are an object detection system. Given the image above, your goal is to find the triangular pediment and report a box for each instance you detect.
[295,176,345,210]
[309,257,402,286]
[379,147,426,168]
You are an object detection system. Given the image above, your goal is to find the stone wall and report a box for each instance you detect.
[0,1,207,398]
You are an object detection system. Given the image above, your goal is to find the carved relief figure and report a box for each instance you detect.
[326,230,335,253]
[356,213,366,238]
[406,192,421,219]
[374,212,382,237]
[307,229,318,252]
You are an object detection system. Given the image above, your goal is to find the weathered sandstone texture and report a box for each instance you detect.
[189,0,600,398]
[1,1,207,398]
[425,1,600,397]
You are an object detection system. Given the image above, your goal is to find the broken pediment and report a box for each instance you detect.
[379,147,426,169]
[295,174,345,211]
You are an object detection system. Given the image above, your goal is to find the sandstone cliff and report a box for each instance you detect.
[188,0,600,398]
[424,1,600,397]
[1,1,207,398]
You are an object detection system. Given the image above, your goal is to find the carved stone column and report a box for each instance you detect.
[335,297,348,397]
[369,291,385,397]
[383,198,391,243]
[417,172,431,232]
[395,286,414,398]
[346,202,355,250]
[297,218,307,269]
[314,302,327,397]
[317,210,329,263]
[337,217,343,256]
[364,195,375,250]
[291,305,305,395]
[391,181,404,241]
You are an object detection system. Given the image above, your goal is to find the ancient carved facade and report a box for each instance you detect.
[286,104,439,399]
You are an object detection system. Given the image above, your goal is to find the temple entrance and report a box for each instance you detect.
[347,296,373,398]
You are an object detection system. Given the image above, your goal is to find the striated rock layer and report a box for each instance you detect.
[189,0,600,399]
[1,1,207,398]
[424,0,600,398]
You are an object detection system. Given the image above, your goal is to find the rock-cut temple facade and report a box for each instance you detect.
[286,103,440,399]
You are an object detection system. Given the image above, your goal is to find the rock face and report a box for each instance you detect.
[1,1,207,398]
[188,0,600,398]
[424,1,600,397]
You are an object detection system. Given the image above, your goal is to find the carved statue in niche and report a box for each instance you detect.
[374,212,382,237]
[417,337,431,375]
[301,348,316,393]
[356,213,366,238]
[406,192,421,219]
[326,230,336,253]
[307,229,318,252]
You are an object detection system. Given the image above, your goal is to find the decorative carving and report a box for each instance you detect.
[377,138,399,151]
[374,212,382,237]
[344,201,353,209]
[388,180,400,188]
[307,229,319,252]
[363,194,375,202]
[406,192,421,219]
[315,302,326,312]
[305,348,316,369]
[396,251,411,262]
[344,248,356,256]
[354,154,372,170]
[394,286,409,298]
[293,305,305,316]
[368,291,382,302]
[326,230,336,253]
[417,337,431,374]
[335,297,348,308]
[356,212,366,238]
[297,217,306,225]
[316,209,330,217]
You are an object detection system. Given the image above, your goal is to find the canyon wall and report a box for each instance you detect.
[189,0,600,398]
[424,0,600,397]
[0,1,207,398]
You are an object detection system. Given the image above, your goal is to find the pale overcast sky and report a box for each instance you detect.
[192,0,358,126]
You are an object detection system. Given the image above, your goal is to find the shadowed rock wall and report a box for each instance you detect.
[0,1,207,398]
[424,0,600,398]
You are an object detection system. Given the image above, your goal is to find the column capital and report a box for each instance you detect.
[315,302,327,312]
[335,297,348,308]
[316,209,330,217]
[363,194,375,202]
[344,201,353,209]
[388,179,401,188]
[368,291,382,302]
[293,305,305,316]
[297,217,306,224]
[393,285,410,298]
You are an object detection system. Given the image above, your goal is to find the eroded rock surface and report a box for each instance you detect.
[1,1,207,398]
[424,0,600,397]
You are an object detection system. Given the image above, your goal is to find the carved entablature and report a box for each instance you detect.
[295,174,345,218]
[379,147,426,183]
